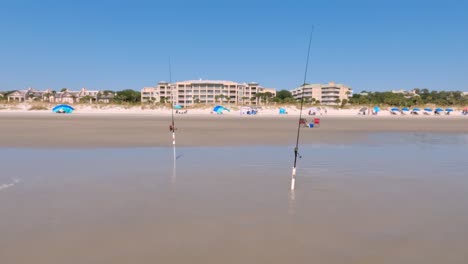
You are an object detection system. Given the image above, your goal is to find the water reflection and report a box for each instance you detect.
[1,133,468,263]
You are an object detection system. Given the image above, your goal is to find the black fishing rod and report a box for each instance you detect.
[291,27,314,191]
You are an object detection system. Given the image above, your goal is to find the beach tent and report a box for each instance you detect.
[240,106,257,115]
[279,108,287,114]
[52,104,74,114]
[213,105,229,114]
[174,105,183,109]
[373,106,380,114]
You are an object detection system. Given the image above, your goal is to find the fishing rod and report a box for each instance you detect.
[291,26,314,191]
[169,57,176,146]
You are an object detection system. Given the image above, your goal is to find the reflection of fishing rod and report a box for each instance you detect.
[169,58,177,184]
[291,26,314,191]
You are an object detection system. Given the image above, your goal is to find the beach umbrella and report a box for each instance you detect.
[173,105,183,109]
[464,107,468,111]
[424,108,432,112]
[412,108,420,111]
[359,107,367,112]
[435,108,444,112]
[52,104,74,114]
[402,107,410,111]
[373,106,380,112]
[390,107,399,111]
[213,105,229,113]
[445,108,453,112]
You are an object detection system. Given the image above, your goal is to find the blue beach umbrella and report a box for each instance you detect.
[402,107,410,111]
[435,108,444,112]
[373,106,380,112]
[391,107,399,111]
[424,108,433,112]
[173,105,183,109]
[412,108,420,112]
[52,104,74,114]
[445,108,453,112]
[213,105,229,114]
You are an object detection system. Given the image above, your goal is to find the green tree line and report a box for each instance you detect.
[350,89,467,106]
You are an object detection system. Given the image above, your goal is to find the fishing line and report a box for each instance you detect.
[291,26,314,191]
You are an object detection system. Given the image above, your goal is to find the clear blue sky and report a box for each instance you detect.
[1,0,467,92]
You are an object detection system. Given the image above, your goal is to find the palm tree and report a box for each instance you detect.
[255,93,263,105]
[264,92,273,105]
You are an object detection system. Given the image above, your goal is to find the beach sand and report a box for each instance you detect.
[1,113,468,263]
[0,113,466,148]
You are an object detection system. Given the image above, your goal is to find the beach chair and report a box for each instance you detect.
[313,118,321,128]
[299,118,308,127]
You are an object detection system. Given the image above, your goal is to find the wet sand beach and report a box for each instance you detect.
[1,142,468,263]
[0,113,467,148]
[1,113,468,263]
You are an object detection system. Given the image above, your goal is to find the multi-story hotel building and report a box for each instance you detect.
[141,80,276,106]
[291,82,352,105]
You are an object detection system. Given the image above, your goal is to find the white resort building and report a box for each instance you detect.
[141,80,276,106]
[291,82,352,105]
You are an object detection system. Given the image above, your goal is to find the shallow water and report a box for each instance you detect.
[1,133,468,263]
